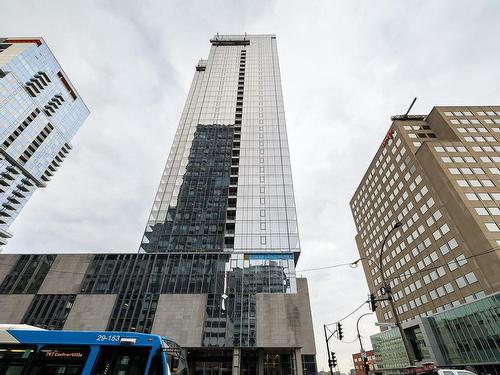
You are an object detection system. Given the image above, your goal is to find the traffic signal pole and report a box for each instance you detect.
[324,323,341,375]
[324,324,334,375]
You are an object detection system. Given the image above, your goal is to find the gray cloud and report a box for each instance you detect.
[2,0,500,371]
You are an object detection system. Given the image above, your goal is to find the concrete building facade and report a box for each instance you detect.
[351,106,500,373]
[351,106,500,326]
[0,35,316,375]
[0,37,89,245]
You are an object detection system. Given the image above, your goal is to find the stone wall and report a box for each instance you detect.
[38,254,93,294]
[0,294,34,323]
[256,278,316,354]
[0,255,19,285]
[63,294,117,330]
[151,294,207,347]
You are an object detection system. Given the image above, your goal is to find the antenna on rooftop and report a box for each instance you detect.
[405,97,417,116]
[391,97,425,121]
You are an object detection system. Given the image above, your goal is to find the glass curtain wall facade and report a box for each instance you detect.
[137,33,308,375]
[0,37,89,245]
[137,34,301,349]
[429,292,500,371]
[371,329,409,375]
[141,34,298,256]
[369,293,500,375]
[77,252,295,346]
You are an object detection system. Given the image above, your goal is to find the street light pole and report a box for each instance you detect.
[378,222,415,366]
[350,257,368,268]
[356,312,373,375]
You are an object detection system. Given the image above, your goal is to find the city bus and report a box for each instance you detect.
[0,325,187,375]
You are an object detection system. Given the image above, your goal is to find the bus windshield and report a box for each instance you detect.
[0,345,36,375]
[26,346,89,375]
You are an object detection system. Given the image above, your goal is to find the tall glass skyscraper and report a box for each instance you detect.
[134,32,312,373]
[0,35,316,375]
[0,37,89,245]
[141,34,299,259]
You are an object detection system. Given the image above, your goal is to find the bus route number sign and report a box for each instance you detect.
[96,334,121,342]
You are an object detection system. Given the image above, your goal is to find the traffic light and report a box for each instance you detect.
[331,352,337,367]
[369,293,377,312]
[337,322,343,341]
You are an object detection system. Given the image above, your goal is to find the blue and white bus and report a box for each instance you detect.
[0,325,187,375]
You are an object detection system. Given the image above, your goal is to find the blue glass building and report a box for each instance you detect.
[0,37,89,245]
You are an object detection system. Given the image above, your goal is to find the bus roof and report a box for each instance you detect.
[0,324,44,330]
[0,329,167,348]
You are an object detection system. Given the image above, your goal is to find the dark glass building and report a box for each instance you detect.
[0,34,316,375]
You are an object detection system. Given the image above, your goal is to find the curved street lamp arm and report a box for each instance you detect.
[378,223,402,285]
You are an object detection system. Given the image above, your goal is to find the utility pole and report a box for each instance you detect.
[356,312,373,375]
[378,223,415,366]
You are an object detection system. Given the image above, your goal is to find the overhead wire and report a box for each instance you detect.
[296,245,500,278]
[324,301,368,326]
[338,336,363,344]
[296,262,356,272]
[383,245,500,281]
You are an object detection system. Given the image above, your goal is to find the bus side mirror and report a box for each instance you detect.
[170,356,179,372]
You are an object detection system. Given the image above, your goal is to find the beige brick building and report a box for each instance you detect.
[350,106,500,325]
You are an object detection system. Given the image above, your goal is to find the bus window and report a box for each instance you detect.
[0,345,36,375]
[27,346,89,375]
[166,353,187,375]
[161,338,187,375]
[148,353,164,375]
[168,354,179,373]
[93,346,149,375]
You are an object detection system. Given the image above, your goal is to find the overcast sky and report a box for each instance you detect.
[3,0,500,372]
